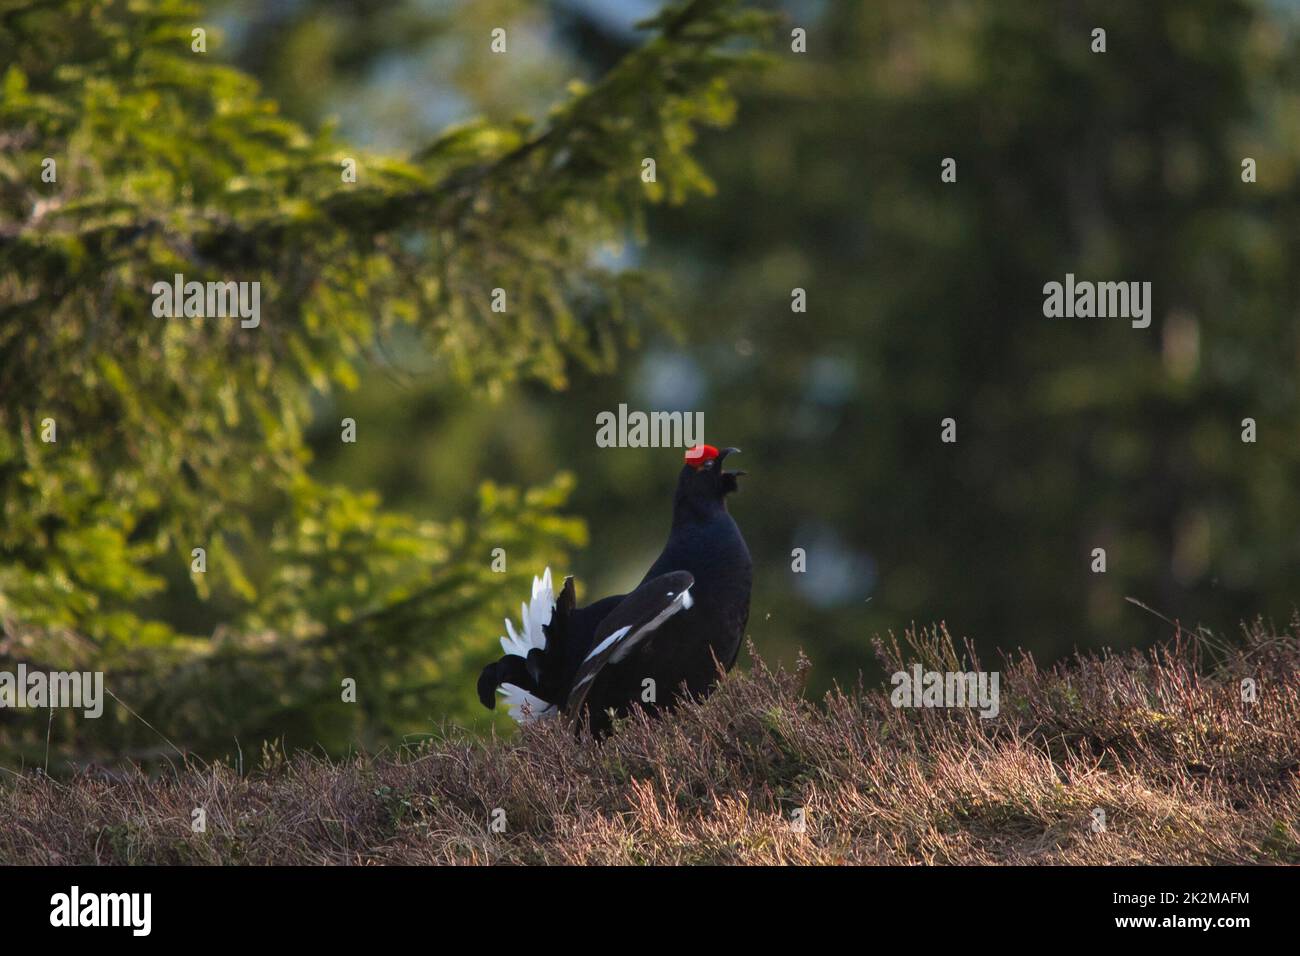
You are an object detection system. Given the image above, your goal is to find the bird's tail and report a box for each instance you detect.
[477,570,576,723]
[476,655,553,723]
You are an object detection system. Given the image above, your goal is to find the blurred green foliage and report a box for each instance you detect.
[229,0,1300,699]
[0,0,766,765]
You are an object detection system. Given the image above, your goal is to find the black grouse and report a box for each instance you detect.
[477,444,752,734]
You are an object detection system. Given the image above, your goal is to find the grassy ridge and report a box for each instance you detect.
[2,623,1297,865]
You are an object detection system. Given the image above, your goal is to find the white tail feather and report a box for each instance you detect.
[497,568,559,724]
[499,567,553,658]
[498,683,558,723]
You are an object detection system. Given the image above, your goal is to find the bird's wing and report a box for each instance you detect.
[566,570,695,724]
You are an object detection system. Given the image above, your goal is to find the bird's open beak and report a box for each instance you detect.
[718,447,747,477]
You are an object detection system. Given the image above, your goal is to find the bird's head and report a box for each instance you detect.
[676,444,746,513]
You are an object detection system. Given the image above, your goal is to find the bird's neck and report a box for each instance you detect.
[671,495,728,530]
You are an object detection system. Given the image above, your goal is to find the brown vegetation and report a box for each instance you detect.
[2,622,1297,865]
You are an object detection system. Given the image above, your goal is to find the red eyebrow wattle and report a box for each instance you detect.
[684,444,719,467]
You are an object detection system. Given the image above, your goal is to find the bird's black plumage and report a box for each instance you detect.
[478,446,752,734]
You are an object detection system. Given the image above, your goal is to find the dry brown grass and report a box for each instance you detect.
[2,621,1297,865]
